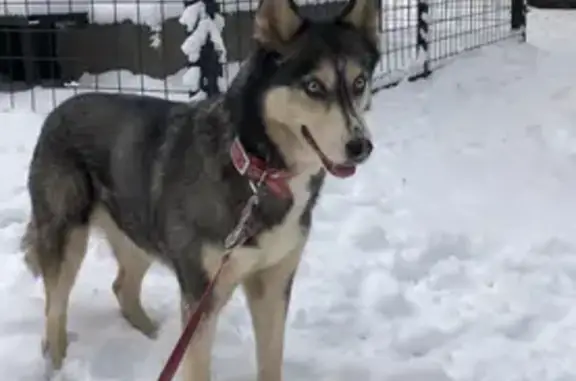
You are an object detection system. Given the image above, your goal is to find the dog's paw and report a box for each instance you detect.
[41,339,66,374]
[121,309,159,339]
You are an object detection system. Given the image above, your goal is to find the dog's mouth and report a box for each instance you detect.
[301,126,356,178]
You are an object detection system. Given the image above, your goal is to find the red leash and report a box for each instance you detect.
[157,253,230,381]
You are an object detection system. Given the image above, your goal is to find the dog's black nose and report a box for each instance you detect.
[345,138,373,163]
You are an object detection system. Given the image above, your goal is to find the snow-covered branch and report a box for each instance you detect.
[179,0,227,100]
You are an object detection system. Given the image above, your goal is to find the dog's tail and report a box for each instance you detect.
[21,219,41,277]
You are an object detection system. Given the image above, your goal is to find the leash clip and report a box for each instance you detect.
[224,171,268,251]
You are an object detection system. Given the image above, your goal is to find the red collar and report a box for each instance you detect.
[229,137,293,199]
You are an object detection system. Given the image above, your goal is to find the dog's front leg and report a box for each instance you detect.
[243,247,304,381]
[180,280,236,381]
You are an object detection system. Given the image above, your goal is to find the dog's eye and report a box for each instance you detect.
[303,79,326,98]
[353,76,366,95]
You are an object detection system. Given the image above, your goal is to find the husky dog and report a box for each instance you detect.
[21,0,380,379]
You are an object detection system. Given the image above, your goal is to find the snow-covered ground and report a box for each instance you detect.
[2,9,576,381]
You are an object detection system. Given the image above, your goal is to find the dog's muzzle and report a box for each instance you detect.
[302,125,374,179]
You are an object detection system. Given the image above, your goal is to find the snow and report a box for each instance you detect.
[179,2,205,33]
[179,7,226,63]
[2,8,576,381]
[88,3,168,26]
[181,66,202,91]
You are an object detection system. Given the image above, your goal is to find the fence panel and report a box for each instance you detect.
[0,0,525,112]
[428,0,517,65]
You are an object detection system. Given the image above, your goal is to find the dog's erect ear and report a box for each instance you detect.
[339,0,379,46]
[253,0,303,51]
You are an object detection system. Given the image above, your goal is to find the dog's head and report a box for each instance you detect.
[254,0,380,178]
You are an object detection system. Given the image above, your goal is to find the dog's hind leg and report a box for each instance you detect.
[22,217,89,370]
[41,226,89,370]
[22,150,95,370]
[243,247,304,381]
[111,237,157,337]
[111,247,157,338]
[93,209,158,338]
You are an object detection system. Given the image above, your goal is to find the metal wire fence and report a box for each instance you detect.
[0,0,526,112]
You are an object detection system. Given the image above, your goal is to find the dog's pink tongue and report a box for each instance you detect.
[327,163,356,178]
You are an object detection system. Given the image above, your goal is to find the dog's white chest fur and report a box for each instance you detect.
[202,169,317,282]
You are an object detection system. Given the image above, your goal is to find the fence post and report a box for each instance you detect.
[511,0,527,42]
[410,0,431,81]
[180,0,226,100]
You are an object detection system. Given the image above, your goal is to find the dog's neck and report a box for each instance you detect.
[223,49,289,172]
